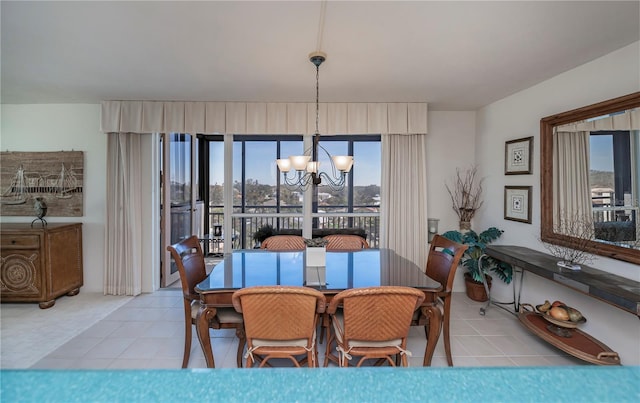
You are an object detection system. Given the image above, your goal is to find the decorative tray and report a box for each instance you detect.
[518,304,620,366]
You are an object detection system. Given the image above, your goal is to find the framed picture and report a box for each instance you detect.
[505,136,533,175]
[0,151,84,217]
[504,186,532,224]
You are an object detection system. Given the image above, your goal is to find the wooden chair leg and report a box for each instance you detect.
[318,313,329,344]
[308,350,315,367]
[323,333,331,367]
[311,342,320,367]
[183,319,192,369]
[443,297,454,366]
[235,327,245,368]
[401,353,408,367]
[323,330,335,367]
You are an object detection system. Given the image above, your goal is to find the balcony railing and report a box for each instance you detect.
[592,206,638,223]
[204,206,380,250]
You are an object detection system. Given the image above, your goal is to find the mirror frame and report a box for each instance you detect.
[540,91,640,266]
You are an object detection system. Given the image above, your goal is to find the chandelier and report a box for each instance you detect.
[276,52,353,191]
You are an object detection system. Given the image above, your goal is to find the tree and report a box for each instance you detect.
[280,187,301,206]
[235,179,273,207]
[209,183,223,206]
[322,195,347,206]
[355,184,380,205]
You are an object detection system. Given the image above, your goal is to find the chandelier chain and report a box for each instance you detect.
[315,63,320,135]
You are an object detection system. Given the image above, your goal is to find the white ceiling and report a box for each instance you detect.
[1,1,638,110]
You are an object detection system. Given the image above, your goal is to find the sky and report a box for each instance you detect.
[589,135,613,172]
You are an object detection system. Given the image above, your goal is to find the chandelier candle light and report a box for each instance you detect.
[276,52,354,191]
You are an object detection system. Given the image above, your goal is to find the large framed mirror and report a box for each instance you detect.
[541,92,640,265]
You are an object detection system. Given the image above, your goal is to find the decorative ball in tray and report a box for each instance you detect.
[535,300,586,329]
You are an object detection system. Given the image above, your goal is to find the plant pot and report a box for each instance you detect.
[464,272,492,302]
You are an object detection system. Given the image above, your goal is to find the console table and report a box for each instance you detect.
[484,245,637,365]
[0,223,83,308]
[485,245,640,318]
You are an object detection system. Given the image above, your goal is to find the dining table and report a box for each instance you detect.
[194,248,443,368]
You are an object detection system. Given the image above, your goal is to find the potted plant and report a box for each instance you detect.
[441,227,513,302]
[252,224,275,248]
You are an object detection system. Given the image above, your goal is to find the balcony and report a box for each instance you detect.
[203,206,380,251]
[591,195,638,246]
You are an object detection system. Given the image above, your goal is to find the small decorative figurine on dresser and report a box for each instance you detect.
[31,197,48,227]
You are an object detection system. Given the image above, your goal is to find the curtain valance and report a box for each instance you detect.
[556,107,640,132]
[101,101,428,135]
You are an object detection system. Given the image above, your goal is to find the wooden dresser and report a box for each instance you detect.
[1,223,83,308]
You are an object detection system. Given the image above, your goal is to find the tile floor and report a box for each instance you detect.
[1,289,585,369]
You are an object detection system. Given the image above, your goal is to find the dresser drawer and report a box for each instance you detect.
[0,234,40,249]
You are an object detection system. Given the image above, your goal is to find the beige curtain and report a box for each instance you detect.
[101,101,428,135]
[380,134,428,268]
[556,107,640,132]
[104,132,144,295]
[553,130,592,232]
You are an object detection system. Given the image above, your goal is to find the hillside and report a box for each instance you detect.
[590,170,614,189]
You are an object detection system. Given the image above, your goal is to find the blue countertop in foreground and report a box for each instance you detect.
[2,366,639,402]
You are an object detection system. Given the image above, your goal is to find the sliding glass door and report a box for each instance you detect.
[160,133,199,287]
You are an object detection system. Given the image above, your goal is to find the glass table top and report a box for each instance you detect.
[196,249,440,293]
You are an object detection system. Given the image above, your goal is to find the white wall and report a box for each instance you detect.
[426,111,477,232]
[426,111,477,292]
[0,104,106,292]
[475,42,640,364]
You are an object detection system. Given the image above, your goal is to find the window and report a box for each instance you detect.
[207,135,224,207]
[313,135,381,213]
[198,134,381,249]
[589,130,638,243]
[229,135,381,215]
[168,133,192,206]
[233,135,304,214]
[590,131,633,207]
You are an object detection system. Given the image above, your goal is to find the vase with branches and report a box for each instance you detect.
[542,211,597,270]
[446,166,484,231]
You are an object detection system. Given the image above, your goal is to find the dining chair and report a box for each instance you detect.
[260,235,306,251]
[167,235,245,368]
[324,286,425,367]
[232,285,326,368]
[323,234,369,251]
[411,234,468,366]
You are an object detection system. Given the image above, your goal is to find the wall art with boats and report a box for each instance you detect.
[0,151,84,217]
